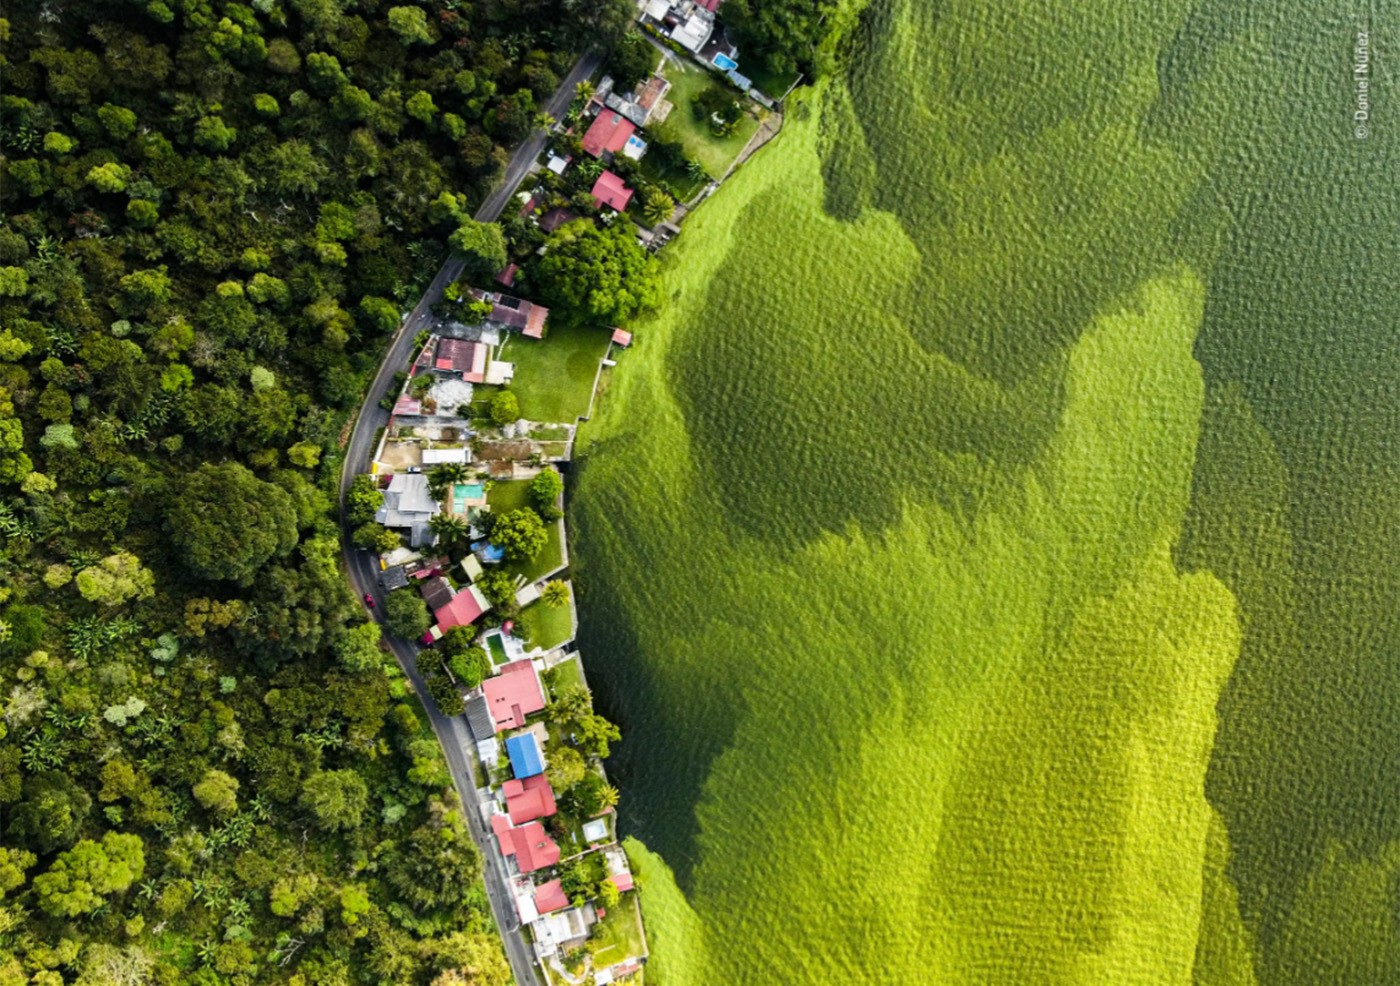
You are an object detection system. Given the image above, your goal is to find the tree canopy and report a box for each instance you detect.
[527,220,662,324]
[168,462,298,584]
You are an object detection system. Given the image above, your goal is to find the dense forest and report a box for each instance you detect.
[0,0,629,982]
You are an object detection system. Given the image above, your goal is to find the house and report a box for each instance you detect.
[621,134,648,161]
[421,447,471,465]
[376,473,440,548]
[465,694,499,763]
[434,585,492,630]
[530,905,592,956]
[582,111,636,158]
[420,575,455,611]
[491,815,560,874]
[460,554,485,583]
[636,75,673,125]
[467,288,550,339]
[592,171,634,212]
[603,90,649,128]
[482,659,546,731]
[436,337,488,383]
[604,847,635,892]
[546,154,570,175]
[506,732,546,779]
[539,207,580,233]
[495,263,519,287]
[611,328,633,347]
[380,565,410,591]
[531,879,569,916]
[503,773,557,824]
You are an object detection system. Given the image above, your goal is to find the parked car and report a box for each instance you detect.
[407,466,422,474]
[363,593,376,608]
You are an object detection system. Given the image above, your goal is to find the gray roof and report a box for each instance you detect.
[421,576,455,611]
[465,695,495,742]
[387,473,438,514]
[381,566,410,591]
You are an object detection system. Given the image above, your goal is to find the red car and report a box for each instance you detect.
[363,593,376,609]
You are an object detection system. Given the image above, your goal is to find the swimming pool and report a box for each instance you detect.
[713,53,738,71]
[453,482,484,512]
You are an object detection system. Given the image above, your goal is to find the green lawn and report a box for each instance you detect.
[652,64,760,178]
[487,479,565,581]
[488,322,609,424]
[589,892,646,968]
[523,599,573,652]
[545,652,587,699]
[486,633,510,667]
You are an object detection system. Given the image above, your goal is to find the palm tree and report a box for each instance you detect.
[428,512,471,550]
[574,80,596,105]
[598,784,620,812]
[541,580,570,608]
[642,188,675,226]
[427,462,469,500]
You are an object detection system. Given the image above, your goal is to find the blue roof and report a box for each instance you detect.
[472,541,506,563]
[506,733,545,778]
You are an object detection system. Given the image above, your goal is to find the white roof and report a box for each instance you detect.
[643,0,669,19]
[547,155,568,174]
[422,447,470,464]
[671,12,712,52]
[485,361,515,386]
[386,473,437,514]
[533,908,590,947]
[621,135,648,160]
[515,583,542,607]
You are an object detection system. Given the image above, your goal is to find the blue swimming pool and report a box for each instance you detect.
[713,53,738,71]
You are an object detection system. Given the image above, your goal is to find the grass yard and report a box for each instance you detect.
[545,652,588,699]
[523,598,573,652]
[653,65,760,178]
[487,479,565,581]
[589,892,647,968]
[743,63,800,102]
[491,322,609,424]
[486,633,510,667]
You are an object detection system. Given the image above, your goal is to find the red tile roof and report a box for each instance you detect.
[435,588,486,630]
[695,0,722,10]
[592,171,634,212]
[495,263,519,287]
[492,817,560,874]
[608,872,635,892]
[504,773,557,824]
[532,879,569,914]
[539,208,580,233]
[482,660,546,731]
[436,338,488,382]
[582,112,636,157]
[523,305,548,339]
[611,328,632,347]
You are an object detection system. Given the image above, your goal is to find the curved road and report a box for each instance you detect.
[338,49,603,986]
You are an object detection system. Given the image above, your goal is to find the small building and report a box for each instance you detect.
[491,815,560,874]
[539,207,580,233]
[380,565,410,591]
[592,171,634,212]
[637,75,673,125]
[504,774,557,824]
[436,337,488,383]
[482,659,547,731]
[377,473,440,547]
[546,154,570,175]
[465,694,499,764]
[495,263,519,287]
[531,906,592,956]
[506,732,546,779]
[421,447,471,465]
[670,11,714,53]
[460,554,485,583]
[420,575,455,611]
[515,582,542,608]
[582,111,636,158]
[621,134,648,161]
[532,879,570,916]
[434,585,492,630]
[611,328,633,347]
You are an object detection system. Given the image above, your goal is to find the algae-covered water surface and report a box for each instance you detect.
[571,0,1400,982]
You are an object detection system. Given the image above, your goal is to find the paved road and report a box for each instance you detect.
[337,49,603,986]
